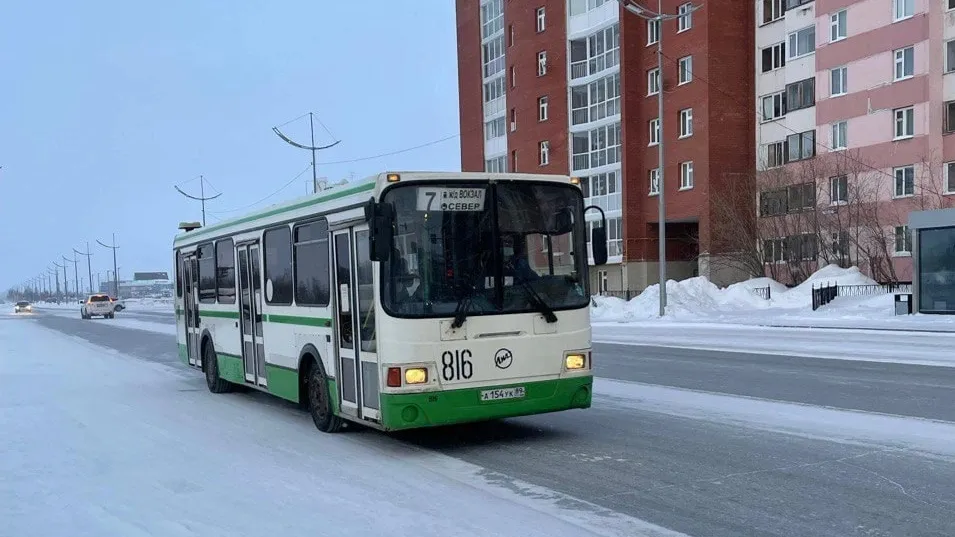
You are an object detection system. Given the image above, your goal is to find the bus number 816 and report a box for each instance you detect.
[441,350,473,381]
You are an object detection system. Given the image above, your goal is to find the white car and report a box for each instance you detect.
[14,301,32,314]
[81,294,115,319]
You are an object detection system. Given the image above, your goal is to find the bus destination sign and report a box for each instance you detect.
[416,187,486,212]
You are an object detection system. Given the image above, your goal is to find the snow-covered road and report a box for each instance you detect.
[6,311,955,536]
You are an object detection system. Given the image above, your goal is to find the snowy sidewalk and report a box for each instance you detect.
[593,322,955,367]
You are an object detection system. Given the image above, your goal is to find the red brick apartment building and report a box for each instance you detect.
[455,0,755,292]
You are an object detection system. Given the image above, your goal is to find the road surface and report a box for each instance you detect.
[25,310,955,536]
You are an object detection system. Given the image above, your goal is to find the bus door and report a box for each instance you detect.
[332,225,379,422]
[237,242,267,387]
[182,254,201,368]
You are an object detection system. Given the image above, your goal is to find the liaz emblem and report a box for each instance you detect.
[494,348,513,370]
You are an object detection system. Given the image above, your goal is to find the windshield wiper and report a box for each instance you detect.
[514,277,557,323]
[450,250,493,329]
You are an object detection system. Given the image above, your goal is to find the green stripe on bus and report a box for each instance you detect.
[173,181,375,244]
[378,376,593,431]
[266,364,299,403]
[216,353,245,384]
[264,314,332,327]
[199,310,240,319]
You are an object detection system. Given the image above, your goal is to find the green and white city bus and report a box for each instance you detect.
[173,171,609,433]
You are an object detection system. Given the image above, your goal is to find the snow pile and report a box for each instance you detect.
[591,264,893,323]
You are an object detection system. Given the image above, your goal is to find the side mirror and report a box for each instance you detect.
[591,226,608,265]
[366,199,394,262]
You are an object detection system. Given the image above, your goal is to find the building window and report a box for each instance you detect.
[830,175,848,203]
[947,41,955,73]
[510,150,517,172]
[537,51,547,76]
[762,0,784,24]
[483,75,505,104]
[945,162,955,193]
[949,0,955,10]
[571,122,622,171]
[538,96,549,121]
[480,0,504,39]
[678,56,693,84]
[508,24,514,46]
[485,156,507,173]
[580,170,622,212]
[484,116,506,140]
[894,47,914,81]
[647,19,659,45]
[215,239,236,304]
[894,107,914,139]
[830,10,847,42]
[570,24,619,79]
[677,3,692,32]
[649,118,660,145]
[536,6,546,32]
[787,26,816,59]
[894,165,915,197]
[679,108,693,138]
[894,226,912,253]
[830,66,847,96]
[263,226,293,305]
[761,91,786,121]
[570,72,620,125]
[293,220,330,306]
[509,65,516,87]
[680,161,694,189]
[539,141,550,166]
[831,121,847,150]
[785,77,815,111]
[787,130,815,162]
[482,35,505,78]
[786,0,812,8]
[893,0,913,21]
[764,141,786,168]
[761,42,786,72]
[948,101,955,133]
[648,68,660,95]
[510,107,516,131]
[649,168,660,195]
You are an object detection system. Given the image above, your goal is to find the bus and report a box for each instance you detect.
[173,171,609,433]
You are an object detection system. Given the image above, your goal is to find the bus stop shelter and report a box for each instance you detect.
[909,207,955,314]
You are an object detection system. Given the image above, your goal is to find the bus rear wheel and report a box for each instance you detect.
[307,361,343,433]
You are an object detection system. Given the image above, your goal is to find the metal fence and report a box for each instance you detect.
[752,286,772,300]
[811,282,913,311]
[596,289,643,301]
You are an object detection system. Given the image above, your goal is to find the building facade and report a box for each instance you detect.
[755,0,955,285]
[456,0,755,293]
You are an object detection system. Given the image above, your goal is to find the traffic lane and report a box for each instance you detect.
[399,405,955,537]
[33,313,180,366]
[118,310,176,324]
[593,342,955,423]
[31,317,955,536]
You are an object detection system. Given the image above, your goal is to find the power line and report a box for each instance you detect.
[210,163,313,215]
[317,134,460,165]
[175,175,222,226]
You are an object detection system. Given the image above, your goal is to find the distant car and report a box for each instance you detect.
[110,297,125,312]
[14,301,32,314]
[81,294,115,319]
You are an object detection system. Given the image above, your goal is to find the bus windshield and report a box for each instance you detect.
[381,181,589,319]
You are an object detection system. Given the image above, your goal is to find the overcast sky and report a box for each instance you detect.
[0,0,460,290]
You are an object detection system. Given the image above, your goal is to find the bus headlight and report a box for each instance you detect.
[404,367,428,384]
[565,353,586,370]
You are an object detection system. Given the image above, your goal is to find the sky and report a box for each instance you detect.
[0,1,461,291]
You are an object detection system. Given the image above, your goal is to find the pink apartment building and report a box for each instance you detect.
[755,0,955,285]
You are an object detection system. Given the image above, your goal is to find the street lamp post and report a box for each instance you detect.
[617,0,702,317]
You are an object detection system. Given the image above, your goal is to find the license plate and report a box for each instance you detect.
[480,386,526,402]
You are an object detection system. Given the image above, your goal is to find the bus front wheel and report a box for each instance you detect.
[307,360,343,433]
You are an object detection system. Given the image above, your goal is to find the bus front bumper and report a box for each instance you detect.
[378,375,592,432]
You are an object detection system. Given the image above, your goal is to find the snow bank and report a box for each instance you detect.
[591,264,895,323]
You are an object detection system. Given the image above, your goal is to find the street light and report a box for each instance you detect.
[617,0,702,316]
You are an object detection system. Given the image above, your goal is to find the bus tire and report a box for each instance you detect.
[307,359,343,433]
[203,341,232,394]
